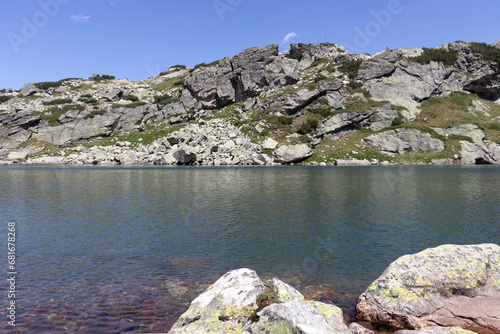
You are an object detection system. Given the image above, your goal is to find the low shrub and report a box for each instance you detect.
[408,47,459,66]
[470,42,500,64]
[298,117,319,134]
[112,101,147,109]
[122,94,139,102]
[34,81,61,90]
[83,109,107,119]
[154,94,180,105]
[310,106,332,117]
[267,115,293,125]
[339,60,365,79]
[42,98,72,105]
[90,74,115,82]
[0,95,12,103]
[448,134,474,143]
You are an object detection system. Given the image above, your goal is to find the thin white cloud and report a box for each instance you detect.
[281,32,300,46]
[70,14,91,22]
[109,0,115,5]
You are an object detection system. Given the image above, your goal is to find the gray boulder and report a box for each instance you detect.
[281,88,320,115]
[180,44,304,110]
[356,244,500,330]
[172,147,197,165]
[169,268,351,334]
[321,110,374,135]
[274,144,313,163]
[102,88,124,101]
[460,140,500,165]
[492,40,500,49]
[20,83,38,96]
[363,128,445,154]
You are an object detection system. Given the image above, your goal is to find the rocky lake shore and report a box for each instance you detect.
[1,40,500,166]
[168,244,500,334]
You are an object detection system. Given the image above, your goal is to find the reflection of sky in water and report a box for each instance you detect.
[0,165,499,331]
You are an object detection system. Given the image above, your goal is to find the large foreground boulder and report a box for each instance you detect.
[356,244,500,331]
[169,268,351,334]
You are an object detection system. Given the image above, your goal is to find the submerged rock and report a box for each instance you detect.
[395,327,477,334]
[168,268,351,334]
[356,244,500,331]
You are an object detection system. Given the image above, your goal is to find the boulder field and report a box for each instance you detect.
[168,244,500,334]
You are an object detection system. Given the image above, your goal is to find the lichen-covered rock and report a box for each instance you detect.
[168,268,266,333]
[169,268,351,334]
[250,301,351,334]
[356,244,500,331]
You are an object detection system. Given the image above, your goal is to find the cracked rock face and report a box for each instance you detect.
[356,244,500,331]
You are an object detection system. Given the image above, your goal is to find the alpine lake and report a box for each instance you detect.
[1,165,499,333]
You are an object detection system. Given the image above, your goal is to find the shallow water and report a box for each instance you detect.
[1,165,499,332]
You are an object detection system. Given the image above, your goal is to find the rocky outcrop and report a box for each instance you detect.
[1,40,499,165]
[321,110,374,135]
[180,44,298,110]
[168,268,351,334]
[363,128,445,154]
[356,244,500,331]
[180,43,340,111]
[465,71,500,103]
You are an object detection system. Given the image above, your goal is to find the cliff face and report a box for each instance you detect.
[1,41,499,165]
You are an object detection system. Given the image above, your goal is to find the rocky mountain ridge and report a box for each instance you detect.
[1,40,499,165]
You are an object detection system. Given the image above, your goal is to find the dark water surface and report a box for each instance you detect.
[1,165,499,333]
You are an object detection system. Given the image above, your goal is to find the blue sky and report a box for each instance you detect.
[1,0,499,90]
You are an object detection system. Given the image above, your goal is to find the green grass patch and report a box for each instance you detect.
[448,134,474,143]
[306,82,317,91]
[311,58,328,67]
[408,47,459,66]
[486,122,500,131]
[189,60,220,73]
[151,73,188,91]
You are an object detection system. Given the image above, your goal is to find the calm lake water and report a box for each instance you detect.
[1,165,499,333]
